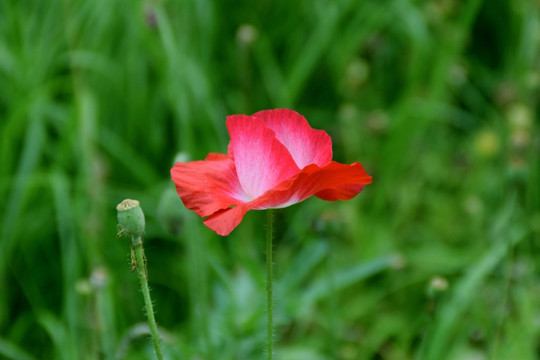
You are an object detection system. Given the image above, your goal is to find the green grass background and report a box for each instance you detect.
[1,0,539,359]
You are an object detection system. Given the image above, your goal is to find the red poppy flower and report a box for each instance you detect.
[171,109,372,236]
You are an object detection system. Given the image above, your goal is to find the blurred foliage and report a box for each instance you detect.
[0,0,539,359]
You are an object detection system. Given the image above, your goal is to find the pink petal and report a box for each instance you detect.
[201,161,372,236]
[170,153,249,217]
[251,161,372,209]
[227,114,300,200]
[252,109,333,168]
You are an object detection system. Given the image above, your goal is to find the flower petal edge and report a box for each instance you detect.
[170,153,248,217]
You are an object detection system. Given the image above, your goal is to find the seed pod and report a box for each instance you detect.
[117,199,146,237]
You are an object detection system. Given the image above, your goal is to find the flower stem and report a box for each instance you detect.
[266,209,274,360]
[132,235,164,360]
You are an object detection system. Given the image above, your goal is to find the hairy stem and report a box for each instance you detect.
[266,209,274,360]
[132,236,163,360]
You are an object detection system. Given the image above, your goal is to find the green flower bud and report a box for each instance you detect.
[426,276,449,299]
[474,129,499,158]
[117,199,145,237]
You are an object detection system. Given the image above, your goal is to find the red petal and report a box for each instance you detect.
[170,153,249,217]
[252,109,333,168]
[227,114,300,200]
[201,161,371,235]
[203,205,249,236]
[250,161,372,209]
[315,184,367,201]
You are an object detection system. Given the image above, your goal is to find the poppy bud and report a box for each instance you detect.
[90,266,108,289]
[507,103,532,131]
[474,129,499,158]
[344,58,369,89]
[236,24,257,46]
[426,276,448,299]
[117,199,145,237]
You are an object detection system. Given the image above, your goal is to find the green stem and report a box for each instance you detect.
[266,209,274,360]
[132,236,164,360]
